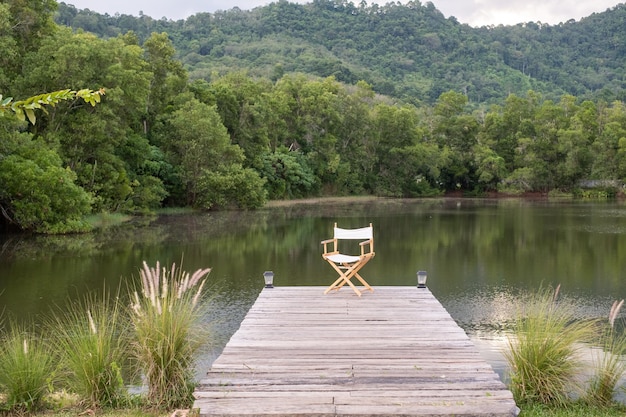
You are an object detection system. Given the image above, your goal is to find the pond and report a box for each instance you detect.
[2,197,626,380]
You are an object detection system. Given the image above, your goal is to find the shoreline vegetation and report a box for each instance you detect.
[0,261,210,417]
[184,188,626,211]
[78,190,624,233]
[3,271,626,416]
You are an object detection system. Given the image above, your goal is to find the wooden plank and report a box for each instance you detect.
[193,286,519,417]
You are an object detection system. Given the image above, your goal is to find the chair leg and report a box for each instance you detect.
[324,275,347,294]
[343,274,363,297]
[323,261,370,297]
[341,261,373,294]
[324,261,359,295]
[324,273,362,297]
[354,272,373,292]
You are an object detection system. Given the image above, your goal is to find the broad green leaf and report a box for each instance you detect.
[25,108,36,124]
[13,108,25,121]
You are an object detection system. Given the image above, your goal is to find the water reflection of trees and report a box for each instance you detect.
[3,199,626,330]
[1,233,102,260]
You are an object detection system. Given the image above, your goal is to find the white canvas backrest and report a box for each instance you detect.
[334,225,373,240]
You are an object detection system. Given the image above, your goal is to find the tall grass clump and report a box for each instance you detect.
[504,285,596,407]
[585,299,626,407]
[130,261,211,410]
[49,290,129,409]
[0,322,58,413]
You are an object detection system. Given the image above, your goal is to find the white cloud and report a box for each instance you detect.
[431,0,621,26]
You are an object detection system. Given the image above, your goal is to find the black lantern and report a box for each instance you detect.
[263,271,274,288]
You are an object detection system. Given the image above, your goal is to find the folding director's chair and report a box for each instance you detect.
[321,223,375,297]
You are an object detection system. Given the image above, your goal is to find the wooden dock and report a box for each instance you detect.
[194,286,519,416]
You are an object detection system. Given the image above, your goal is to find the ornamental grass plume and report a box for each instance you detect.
[585,299,626,407]
[504,285,596,407]
[130,261,211,410]
[48,290,129,408]
[0,321,58,413]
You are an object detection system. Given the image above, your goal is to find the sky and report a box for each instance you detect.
[63,0,622,27]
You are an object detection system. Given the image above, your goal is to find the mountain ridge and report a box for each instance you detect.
[57,0,626,105]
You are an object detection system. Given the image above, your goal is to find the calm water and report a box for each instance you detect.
[2,197,626,378]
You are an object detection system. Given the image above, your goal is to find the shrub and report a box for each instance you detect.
[0,133,92,233]
[505,285,596,407]
[585,300,626,407]
[129,261,211,410]
[0,322,58,413]
[49,291,129,408]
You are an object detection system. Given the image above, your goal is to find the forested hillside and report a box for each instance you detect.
[56,0,626,105]
[2,0,626,234]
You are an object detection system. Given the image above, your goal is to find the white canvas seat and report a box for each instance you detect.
[321,223,375,297]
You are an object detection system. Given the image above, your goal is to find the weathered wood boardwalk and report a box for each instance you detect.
[194,286,519,416]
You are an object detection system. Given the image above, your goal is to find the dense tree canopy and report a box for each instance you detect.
[1,0,626,233]
[56,0,626,105]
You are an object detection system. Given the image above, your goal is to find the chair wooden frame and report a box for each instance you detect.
[321,223,375,297]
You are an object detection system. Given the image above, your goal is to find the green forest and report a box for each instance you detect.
[2,0,626,233]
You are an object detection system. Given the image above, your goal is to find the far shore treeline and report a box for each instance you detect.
[2,0,626,233]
